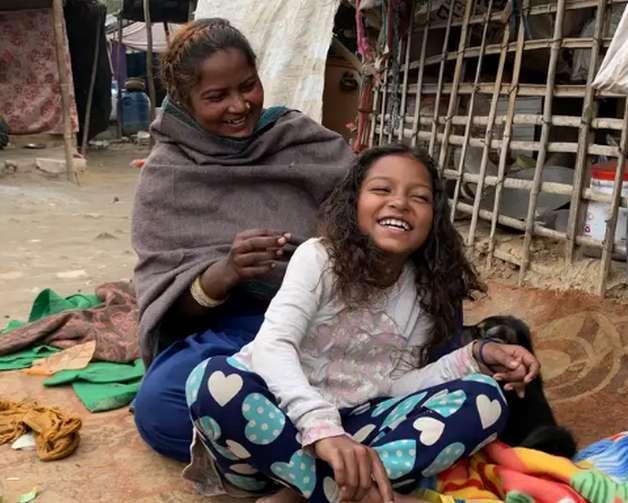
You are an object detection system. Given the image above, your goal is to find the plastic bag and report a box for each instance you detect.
[592,4,628,94]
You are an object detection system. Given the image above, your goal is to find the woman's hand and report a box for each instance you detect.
[313,435,394,503]
[200,229,291,300]
[473,342,541,398]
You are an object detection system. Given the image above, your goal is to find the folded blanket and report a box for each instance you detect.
[0,400,81,461]
[0,282,139,362]
[415,439,628,503]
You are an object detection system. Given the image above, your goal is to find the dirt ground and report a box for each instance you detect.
[1,139,627,502]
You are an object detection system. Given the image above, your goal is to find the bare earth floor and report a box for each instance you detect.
[1,143,627,502]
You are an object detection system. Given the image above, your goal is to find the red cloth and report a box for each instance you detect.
[0,9,79,134]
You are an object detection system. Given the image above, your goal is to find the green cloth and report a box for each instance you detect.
[1,288,101,335]
[2,288,143,413]
[69,379,143,412]
[44,359,145,413]
[0,345,60,370]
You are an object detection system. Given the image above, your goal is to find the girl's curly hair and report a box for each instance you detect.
[319,144,485,363]
[160,18,257,108]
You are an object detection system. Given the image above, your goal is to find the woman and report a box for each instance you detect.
[131,18,355,462]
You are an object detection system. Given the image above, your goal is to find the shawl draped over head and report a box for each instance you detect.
[132,99,355,365]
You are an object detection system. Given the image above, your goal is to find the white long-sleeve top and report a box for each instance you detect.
[233,238,479,447]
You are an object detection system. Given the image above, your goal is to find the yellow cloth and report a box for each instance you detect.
[0,399,81,461]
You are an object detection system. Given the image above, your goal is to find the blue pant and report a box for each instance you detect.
[133,301,267,461]
[186,355,508,501]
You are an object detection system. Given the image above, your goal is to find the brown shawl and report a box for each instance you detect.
[132,101,355,365]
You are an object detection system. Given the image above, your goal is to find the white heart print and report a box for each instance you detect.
[412,417,445,446]
[352,424,376,443]
[323,477,341,503]
[207,371,243,407]
[476,394,502,429]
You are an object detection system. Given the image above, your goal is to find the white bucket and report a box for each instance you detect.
[583,161,628,247]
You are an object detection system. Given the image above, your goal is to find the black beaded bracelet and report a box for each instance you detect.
[475,337,504,372]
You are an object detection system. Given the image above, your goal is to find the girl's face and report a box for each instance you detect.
[188,48,264,138]
[357,154,434,267]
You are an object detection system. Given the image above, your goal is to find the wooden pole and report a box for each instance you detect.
[410,0,430,148]
[80,9,102,157]
[450,0,495,223]
[436,0,474,172]
[487,1,525,267]
[397,10,414,142]
[378,62,389,145]
[598,98,628,295]
[117,12,123,139]
[429,0,455,157]
[518,0,565,285]
[143,0,156,134]
[51,0,76,183]
[565,0,606,264]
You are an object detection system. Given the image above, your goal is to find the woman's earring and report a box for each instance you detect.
[245,102,251,110]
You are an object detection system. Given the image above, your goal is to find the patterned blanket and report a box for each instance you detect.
[415,434,628,503]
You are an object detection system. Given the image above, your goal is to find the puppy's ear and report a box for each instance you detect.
[484,325,517,344]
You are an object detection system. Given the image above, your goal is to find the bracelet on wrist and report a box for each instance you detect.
[190,275,228,308]
[474,337,503,372]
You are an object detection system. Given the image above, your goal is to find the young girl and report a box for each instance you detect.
[184,145,539,503]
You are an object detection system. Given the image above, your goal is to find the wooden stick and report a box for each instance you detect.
[117,13,124,139]
[379,62,389,145]
[144,0,156,131]
[518,0,566,285]
[368,83,380,148]
[598,98,628,294]
[487,1,525,267]
[388,37,402,143]
[81,10,102,157]
[451,0,495,223]
[437,0,474,172]
[428,0,455,157]
[51,0,76,183]
[410,0,430,148]
[565,0,605,264]
[397,8,414,142]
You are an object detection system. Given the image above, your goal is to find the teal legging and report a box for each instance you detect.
[186,355,508,502]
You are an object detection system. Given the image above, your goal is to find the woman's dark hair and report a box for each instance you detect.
[160,18,257,107]
[319,144,485,362]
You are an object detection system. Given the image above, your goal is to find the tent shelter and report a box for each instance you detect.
[0,0,75,180]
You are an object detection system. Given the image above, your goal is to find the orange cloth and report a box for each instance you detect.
[0,399,81,461]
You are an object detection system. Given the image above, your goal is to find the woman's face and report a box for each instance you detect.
[188,48,264,138]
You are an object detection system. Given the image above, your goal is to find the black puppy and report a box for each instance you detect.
[462,315,577,458]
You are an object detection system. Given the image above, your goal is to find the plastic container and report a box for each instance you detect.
[120,90,150,136]
[583,161,628,247]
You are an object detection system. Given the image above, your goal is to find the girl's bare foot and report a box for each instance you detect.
[256,487,305,503]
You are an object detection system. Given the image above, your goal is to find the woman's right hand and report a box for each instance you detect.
[313,435,394,503]
[200,229,291,300]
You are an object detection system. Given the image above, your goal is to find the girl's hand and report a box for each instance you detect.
[473,342,540,398]
[313,435,394,503]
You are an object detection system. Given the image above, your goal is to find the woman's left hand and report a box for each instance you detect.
[473,342,540,398]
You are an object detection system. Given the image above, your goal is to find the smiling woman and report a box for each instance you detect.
[131,17,355,472]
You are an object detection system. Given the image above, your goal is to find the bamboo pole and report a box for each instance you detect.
[466,10,509,242]
[518,0,566,285]
[451,0,495,223]
[388,37,402,143]
[51,0,76,183]
[80,10,102,157]
[378,62,389,145]
[144,0,156,129]
[428,0,456,157]
[116,12,123,139]
[410,0,430,148]
[437,0,474,172]
[397,10,414,142]
[598,98,628,294]
[369,83,380,148]
[565,0,606,263]
[487,2,526,267]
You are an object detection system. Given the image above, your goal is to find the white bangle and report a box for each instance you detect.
[190,275,227,308]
